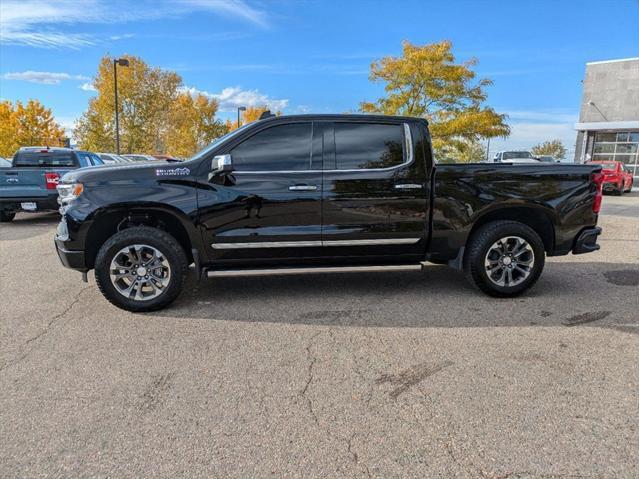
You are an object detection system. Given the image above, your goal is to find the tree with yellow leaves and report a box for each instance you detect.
[0,100,66,157]
[75,55,182,154]
[165,92,227,158]
[360,41,509,158]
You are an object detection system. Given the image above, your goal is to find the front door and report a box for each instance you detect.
[321,121,429,262]
[197,121,324,264]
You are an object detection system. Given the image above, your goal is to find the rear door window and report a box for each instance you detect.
[13,151,76,167]
[231,122,312,171]
[333,123,405,170]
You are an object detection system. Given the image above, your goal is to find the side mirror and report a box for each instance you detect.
[212,154,233,173]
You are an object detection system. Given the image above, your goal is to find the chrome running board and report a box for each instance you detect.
[206,263,424,278]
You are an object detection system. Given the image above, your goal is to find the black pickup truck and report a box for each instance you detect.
[54,114,603,312]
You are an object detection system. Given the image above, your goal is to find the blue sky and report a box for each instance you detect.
[1,0,638,157]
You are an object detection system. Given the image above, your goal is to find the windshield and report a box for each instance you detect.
[503,151,533,160]
[591,162,616,170]
[13,151,76,167]
[188,123,254,162]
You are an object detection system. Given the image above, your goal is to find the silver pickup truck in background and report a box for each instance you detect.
[0,147,104,222]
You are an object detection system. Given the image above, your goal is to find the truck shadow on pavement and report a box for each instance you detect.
[158,261,638,334]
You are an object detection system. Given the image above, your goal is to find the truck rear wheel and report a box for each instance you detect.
[0,210,16,222]
[464,220,545,297]
[94,226,188,312]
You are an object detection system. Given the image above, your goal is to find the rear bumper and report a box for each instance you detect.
[572,227,602,255]
[0,196,59,211]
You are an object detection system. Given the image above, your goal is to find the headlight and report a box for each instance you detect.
[57,182,84,205]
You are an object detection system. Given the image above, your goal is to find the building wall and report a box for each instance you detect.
[578,59,639,123]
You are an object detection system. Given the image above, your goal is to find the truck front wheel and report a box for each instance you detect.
[0,210,16,222]
[94,226,188,312]
[464,220,545,297]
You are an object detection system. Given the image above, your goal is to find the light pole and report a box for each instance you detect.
[113,58,129,154]
[237,106,246,129]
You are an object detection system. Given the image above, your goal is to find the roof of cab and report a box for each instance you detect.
[255,113,428,124]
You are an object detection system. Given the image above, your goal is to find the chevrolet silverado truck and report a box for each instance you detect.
[0,147,104,222]
[54,114,604,312]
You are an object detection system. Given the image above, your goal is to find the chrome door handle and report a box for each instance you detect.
[6,178,19,183]
[394,183,423,190]
[289,185,318,191]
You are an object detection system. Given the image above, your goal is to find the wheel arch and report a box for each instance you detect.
[467,206,556,253]
[84,204,197,269]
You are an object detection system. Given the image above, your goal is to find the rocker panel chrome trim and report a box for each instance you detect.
[211,238,421,249]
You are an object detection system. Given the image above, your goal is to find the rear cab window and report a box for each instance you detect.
[13,151,76,168]
[333,122,405,170]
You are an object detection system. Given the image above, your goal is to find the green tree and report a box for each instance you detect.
[531,139,566,160]
[438,138,486,164]
[360,41,510,158]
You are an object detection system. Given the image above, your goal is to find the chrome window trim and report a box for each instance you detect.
[234,122,414,175]
[211,237,421,249]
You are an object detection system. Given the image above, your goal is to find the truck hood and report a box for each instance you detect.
[60,160,192,184]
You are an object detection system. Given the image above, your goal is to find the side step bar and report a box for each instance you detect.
[206,263,425,278]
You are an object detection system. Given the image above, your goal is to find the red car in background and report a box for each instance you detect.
[587,160,634,195]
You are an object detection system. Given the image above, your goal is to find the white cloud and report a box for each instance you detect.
[79,82,97,92]
[504,109,578,124]
[178,0,268,28]
[180,85,288,112]
[0,0,268,49]
[109,33,135,41]
[2,71,90,84]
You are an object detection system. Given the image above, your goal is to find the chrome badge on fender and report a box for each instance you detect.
[156,167,190,176]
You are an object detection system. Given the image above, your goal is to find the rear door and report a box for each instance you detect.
[198,120,324,263]
[321,120,429,260]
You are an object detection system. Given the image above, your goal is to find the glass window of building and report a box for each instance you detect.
[592,131,639,177]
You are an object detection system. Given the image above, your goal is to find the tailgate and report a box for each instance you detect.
[0,168,74,199]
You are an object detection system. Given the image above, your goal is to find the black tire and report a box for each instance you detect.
[0,210,16,222]
[463,220,545,297]
[94,226,188,312]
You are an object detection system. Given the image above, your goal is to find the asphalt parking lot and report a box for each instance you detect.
[1,191,638,478]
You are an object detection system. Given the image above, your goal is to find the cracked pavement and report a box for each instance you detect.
[1,192,638,477]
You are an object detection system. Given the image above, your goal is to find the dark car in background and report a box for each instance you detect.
[537,155,560,163]
[121,154,158,162]
[0,147,104,222]
[97,153,130,164]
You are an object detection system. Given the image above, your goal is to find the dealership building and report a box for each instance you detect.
[574,57,639,178]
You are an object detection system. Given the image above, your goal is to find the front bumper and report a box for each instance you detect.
[572,227,602,255]
[54,217,87,271]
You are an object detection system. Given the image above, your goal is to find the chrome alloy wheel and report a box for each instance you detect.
[484,236,535,287]
[109,244,171,301]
